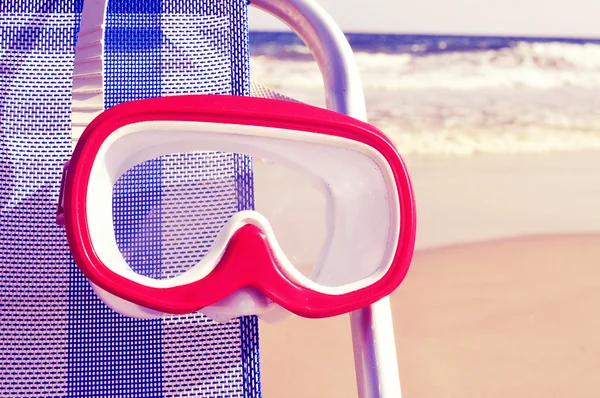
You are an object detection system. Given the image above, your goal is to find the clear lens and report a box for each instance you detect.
[113,151,328,280]
[92,122,398,292]
[253,157,327,278]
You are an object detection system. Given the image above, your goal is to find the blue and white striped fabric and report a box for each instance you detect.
[0,1,261,396]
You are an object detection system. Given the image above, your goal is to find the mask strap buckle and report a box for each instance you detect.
[56,160,70,226]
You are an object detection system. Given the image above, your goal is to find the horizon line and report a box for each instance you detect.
[248,30,600,43]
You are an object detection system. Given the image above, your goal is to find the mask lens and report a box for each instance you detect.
[92,121,399,293]
[253,157,327,278]
[113,151,329,280]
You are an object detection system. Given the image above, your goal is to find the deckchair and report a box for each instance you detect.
[0,0,402,396]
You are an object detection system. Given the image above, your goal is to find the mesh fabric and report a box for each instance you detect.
[0,0,261,396]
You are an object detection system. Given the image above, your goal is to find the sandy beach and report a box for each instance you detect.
[258,151,600,397]
[251,35,600,398]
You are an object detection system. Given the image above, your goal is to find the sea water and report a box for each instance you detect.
[250,32,600,155]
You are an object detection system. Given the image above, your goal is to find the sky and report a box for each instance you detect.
[248,0,600,38]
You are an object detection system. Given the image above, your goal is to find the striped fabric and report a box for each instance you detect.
[0,0,261,396]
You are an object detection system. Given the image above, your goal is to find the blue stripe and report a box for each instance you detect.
[67,1,164,396]
[66,0,261,397]
[228,2,262,396]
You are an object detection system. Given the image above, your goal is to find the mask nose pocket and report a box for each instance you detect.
[201,288,281,324]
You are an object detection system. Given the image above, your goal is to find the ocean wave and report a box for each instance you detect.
[250,40,600,156]
[251,42,600,90]
[372,88,600,155]
[384,127,600,156]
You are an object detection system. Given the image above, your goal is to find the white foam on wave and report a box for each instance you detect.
[361,42,600,90]
[252,42,600,91]
[387,127,600,156]
[250,42,600,156]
